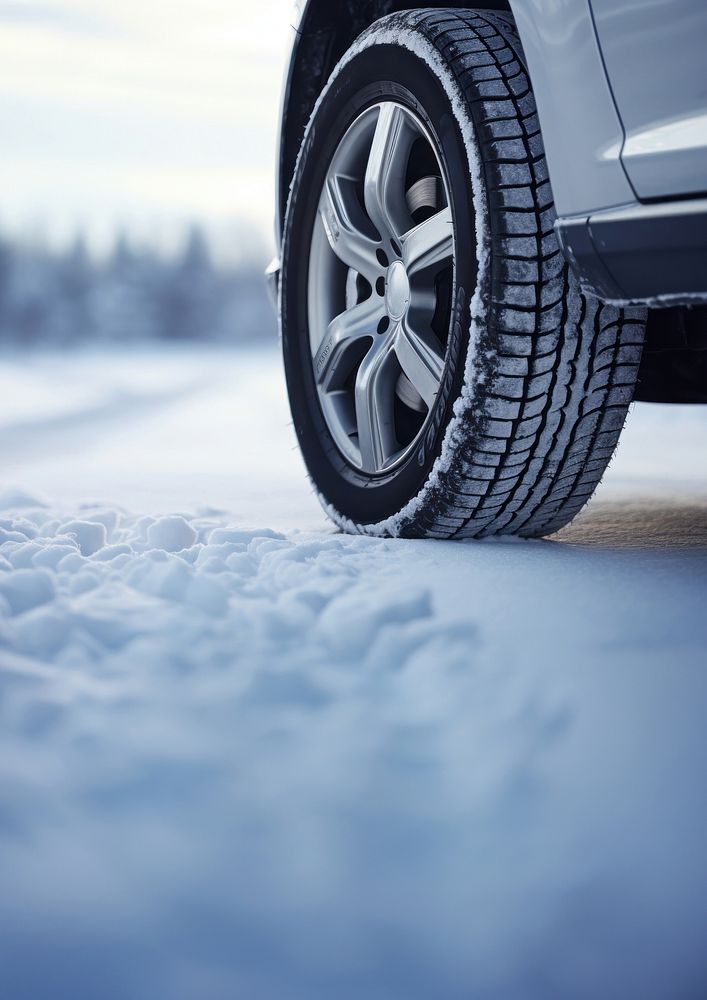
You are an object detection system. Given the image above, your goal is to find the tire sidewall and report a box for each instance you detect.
[281,43,478,527]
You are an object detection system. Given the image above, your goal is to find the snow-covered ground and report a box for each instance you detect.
[1,346,706,1000]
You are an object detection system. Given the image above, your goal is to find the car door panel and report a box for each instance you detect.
[590,0,707,200]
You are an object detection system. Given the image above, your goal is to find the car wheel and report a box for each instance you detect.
[280,8,646,538]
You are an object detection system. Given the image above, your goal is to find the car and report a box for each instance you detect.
[269,1,707,539]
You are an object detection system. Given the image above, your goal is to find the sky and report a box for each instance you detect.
[0,0,295,257]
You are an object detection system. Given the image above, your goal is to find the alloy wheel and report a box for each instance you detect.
[307,102,456,474]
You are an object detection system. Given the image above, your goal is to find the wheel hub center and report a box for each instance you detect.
[385,260,410,321]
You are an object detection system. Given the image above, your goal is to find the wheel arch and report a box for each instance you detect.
[277,1,511,238]
[276,1,636,248]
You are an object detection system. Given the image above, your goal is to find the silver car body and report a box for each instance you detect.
[513,0,707,215]
[275,0,707,305]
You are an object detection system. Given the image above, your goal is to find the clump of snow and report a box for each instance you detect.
[58,518,107,556]
[0,566,55,614]
[146,514,198,552]
[316,585,432,658]
[0,501,463,667]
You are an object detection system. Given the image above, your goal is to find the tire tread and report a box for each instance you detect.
[393,8,645,538]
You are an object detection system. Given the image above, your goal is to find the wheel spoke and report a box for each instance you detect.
[394,318,445,410]
[314,297,382,390]
[354,342,398,473]
[320,174,379,280]
[401,206,454,276]
[364,104,414,246]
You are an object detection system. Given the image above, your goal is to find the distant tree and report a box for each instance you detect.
[93,233,160,342]
[1,243,55,346]
[157,225,219,340]
[0,224,277,348]
[45,234,94,344]
[0,234,12,317]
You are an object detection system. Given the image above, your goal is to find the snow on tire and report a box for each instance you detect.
[280,8,646,539]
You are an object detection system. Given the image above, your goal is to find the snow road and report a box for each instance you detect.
[1,347,706,1000]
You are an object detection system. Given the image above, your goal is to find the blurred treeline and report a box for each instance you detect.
[0,226,276,347]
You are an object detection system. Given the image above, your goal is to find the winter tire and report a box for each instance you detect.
[280,8,646,538]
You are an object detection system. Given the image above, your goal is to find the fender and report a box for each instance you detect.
[275,0,629,239]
